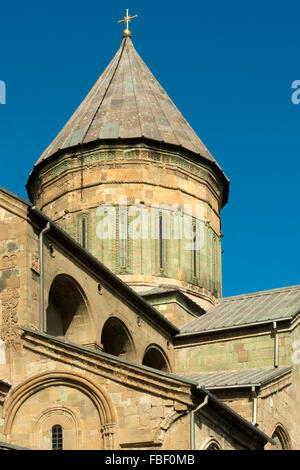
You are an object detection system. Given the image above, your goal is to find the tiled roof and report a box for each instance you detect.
[180,285,300,334]
[34,37,220,168]
[183,366,292,389]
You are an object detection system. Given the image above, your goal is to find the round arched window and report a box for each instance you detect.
[52,424,63,450]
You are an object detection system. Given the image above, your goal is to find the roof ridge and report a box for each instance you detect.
[127,39,143,138]
[219,284,300,303]
[81,37,127,144]
[136,46,182,147]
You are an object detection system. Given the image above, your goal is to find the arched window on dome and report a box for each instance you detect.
[82,217,87,249]
[159,212,163,270]
[192,227,197,278]
[78,215,89,250]
[52,424,63,450]
[120,211,127,268]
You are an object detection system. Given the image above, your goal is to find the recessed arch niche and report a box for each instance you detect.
[101,316,135,360]
[269,424,291,450]
[3,371,116,450]
[142,344,170,372]
[46,274,92,344]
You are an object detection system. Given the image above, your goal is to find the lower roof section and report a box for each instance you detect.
[180,285,300,335]
[182,366,292,390]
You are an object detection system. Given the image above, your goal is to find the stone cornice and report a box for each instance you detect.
[0,188,31,222]
[21,327,192,406]
[26,138,229,207]
[39,178,222,225]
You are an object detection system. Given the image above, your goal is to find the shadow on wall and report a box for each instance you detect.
[101,317,135,361]
[142,345,170,372]
[46,274,92,344]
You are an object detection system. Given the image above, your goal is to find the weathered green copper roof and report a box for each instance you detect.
[33,37,224,171]
[180,284,300,334]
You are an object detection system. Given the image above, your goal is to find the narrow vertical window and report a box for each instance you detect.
[193,229,197,278]
[159,213,163,270]
[120,212,126,268]
[52,424,63,450]
[82,218,87,249]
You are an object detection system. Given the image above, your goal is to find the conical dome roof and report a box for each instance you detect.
[35,37,219,166]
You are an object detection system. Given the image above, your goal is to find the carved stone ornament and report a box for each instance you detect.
[1,254,17,270]
[0,288,21,350]
[31,253,40,274]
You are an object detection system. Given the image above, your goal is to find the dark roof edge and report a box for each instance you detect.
[0,186,31,207]
[0,378,11,388]
[30,207,179,336]
[204,366,293,390]
[26,137,229,206]
[259,366,293,386]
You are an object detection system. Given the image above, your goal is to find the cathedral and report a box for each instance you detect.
[0,13,298,450]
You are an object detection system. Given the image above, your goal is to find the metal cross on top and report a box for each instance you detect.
[118,9,138,37]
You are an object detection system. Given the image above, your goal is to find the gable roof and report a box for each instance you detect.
[180,284,300,335]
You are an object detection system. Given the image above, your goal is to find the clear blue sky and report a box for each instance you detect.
[1,0,299,297]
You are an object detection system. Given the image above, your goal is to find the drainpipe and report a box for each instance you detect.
[38,221,51,333]
[251,386,258,426]
[190,392,209,450]
[273,321,279,368]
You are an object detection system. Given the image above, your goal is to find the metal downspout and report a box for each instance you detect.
[38,221,51,333]
[190,393,209,450]
[273,321,279,368]
[251,386,258,426]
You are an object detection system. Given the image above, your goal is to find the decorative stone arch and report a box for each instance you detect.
[142,344,171,372]
[101,316,136,360]
[201,438,222,450]
[267,422,291,450]
[46,274,94,344]
[153,409,187,445]
[32,405,81,450]
[3,371,116,449]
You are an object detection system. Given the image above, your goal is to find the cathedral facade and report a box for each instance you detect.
[0,25,298,450]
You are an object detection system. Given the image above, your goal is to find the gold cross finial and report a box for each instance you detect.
[118,9,138,37]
